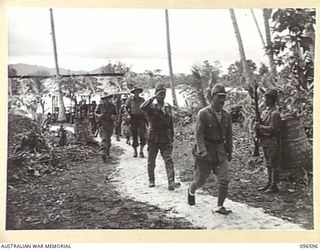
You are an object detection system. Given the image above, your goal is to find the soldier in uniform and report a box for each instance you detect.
[88,100,97,135]
[140,83,181,191]
[254,89,281,193]
[95,93,117,162]
[74,100,90,144]
[187,84,233,215]
[114,94,122,141]
[118,95,131,145]
[126,87,147,157]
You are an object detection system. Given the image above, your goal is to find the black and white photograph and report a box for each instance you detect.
[5,6,315,235]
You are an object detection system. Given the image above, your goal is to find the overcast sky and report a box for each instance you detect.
[7,8,269,74]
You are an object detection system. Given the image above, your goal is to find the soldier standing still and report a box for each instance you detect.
[95,93,117,162]
[140,83,181,191]
[88,100,97,135]
[126,87,147,157]
[254,89,281,193]
[187,84,233,215]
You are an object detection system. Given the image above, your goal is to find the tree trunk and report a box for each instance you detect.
[229,9,252,87]
[165,9,179,107]
[50,8,66,122]
[250,9,265,47]
[8,78,13,97]
[263,8,277,76]
[57,79,66,122]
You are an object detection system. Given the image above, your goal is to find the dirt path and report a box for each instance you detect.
[6,142,195,229]
[7,132,308,230]
[112,138,305,230]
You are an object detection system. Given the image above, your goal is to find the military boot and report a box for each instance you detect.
[126,137,131,145]
[133,147,138,157]
[168,181,181,191]
[187,188,195,206]
[257,168,271,191]
[265,169,279,193]
[139,145,145,158]
[106,146,111,159]
[101,154,107,163]
[148,169,155,187]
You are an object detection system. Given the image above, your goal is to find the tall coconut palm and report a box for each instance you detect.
[250,9,265,47]
[229,9,253,87]
[263,8,277,76]
[165,9,178,107]
[50,8,66,122]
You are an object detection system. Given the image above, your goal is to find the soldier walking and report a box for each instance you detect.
[187,84,233,215]
[74,100,90,144]
[114,94,122,141]
[254,89,281,193]
[140,83,181,191]
[118,95,131,145]
[126,87,147,157]
[95,93,117,162]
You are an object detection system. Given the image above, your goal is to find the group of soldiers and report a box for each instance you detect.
[93,82,282,216]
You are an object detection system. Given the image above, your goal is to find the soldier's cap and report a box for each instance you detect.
[100,92,112,99]
[264,89,278,100]
[211,84,227,96]
[130,87,143,94]
[155,83,166,93]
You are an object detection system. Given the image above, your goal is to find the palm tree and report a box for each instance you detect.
[263,8,277,76]
[229,9,253,87]
[250,9,265,47]
[165,9,178,107]
[50,8,66,122]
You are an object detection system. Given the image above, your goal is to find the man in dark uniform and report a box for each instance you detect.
[254,89,281,193]
[114,94,122,141]
[187,84,233,215]
[118,95,131,145]
[140,83,181,191]
[75,100,90,144]
[95,93,117,162]
[88,100,97,135]
[126,87,147,157]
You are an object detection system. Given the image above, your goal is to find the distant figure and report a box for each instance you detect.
[126,87,147,158]
[140,83,181,191]
[95,93,117,162]
[118,95,131,145]
[114,94,122,141]
[74,101,90,145]
[79,99,88,116]
[88,100,97,135]
[254,89,281,193]
[41,112,52,131]
[70,99,77,124]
